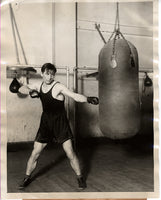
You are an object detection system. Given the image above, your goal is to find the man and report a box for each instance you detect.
[18,63,99,190]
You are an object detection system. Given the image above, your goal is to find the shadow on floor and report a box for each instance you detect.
[77,139,99,180]
[31,154,66,181]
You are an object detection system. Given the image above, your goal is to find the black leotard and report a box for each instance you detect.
[35,82,73,144]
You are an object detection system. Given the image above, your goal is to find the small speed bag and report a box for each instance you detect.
[9,77,21,93]
[99,39,141,139]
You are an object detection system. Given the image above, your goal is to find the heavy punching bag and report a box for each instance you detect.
[99,38,141,139]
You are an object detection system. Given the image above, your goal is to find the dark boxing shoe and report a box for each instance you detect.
[77,176,87,190]
[19,176,31,189]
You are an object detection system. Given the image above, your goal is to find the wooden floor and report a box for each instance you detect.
[7,135,154,193]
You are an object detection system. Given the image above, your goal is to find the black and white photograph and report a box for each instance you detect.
[1,0,159,199]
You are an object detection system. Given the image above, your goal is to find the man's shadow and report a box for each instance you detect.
[75,138,99,181]
[30,148,66,182]
[28,137,99,184]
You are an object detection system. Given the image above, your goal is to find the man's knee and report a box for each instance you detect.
[30,142,46,160]
[63,140,75,160]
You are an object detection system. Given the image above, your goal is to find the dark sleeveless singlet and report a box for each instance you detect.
[40,82,66,115]
[35,82,73,144]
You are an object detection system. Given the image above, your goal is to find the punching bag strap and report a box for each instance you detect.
[112,33,117,56]
[108,2,120,42]
[108,31,115,43]
[115,2,120,33]
[110,32,118,69]
[119,31,135,68]
[108,2,135,68]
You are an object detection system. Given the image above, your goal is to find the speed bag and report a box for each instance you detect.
[9,77,21,93]
[99,39,141,139]
[141,80,153,113]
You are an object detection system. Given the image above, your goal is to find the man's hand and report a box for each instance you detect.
[29,89,40,98]
[87,97,99,105]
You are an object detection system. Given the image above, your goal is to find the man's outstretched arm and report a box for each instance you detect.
[59,84,99,105]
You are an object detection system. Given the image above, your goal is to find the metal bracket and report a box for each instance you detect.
[95,23,106,44]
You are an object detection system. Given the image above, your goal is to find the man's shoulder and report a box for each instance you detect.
[53,82,68,93]
[54,82,64,88]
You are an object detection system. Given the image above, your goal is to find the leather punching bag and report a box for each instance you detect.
[9,77,21,93]
[141,74,153,113]
[99,38,141,139]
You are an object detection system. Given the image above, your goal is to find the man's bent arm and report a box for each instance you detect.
[19,83,40,94]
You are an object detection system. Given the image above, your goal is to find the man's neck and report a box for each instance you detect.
[43,80,55,87]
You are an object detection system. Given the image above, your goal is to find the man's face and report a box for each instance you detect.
[42,69,55,85]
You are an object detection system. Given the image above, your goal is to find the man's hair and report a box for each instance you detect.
[41,63,57,74]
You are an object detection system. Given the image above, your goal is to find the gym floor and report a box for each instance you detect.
[7,135,153,193]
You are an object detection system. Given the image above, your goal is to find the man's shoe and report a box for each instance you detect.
[77,177,86,189]
[19,176,31,189]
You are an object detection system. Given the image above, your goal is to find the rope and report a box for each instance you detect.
[109,2,120,41]
[114,7,117,32]
[107,30,115,42]
[9,4,20,64]
[108,2,136,68]
[11,5,28,65]
[116,2,120,32]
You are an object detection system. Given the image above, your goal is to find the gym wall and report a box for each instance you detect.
[2,2,153,142]
[77,2,153,68]
[1,2,53,65]
[2,2,76,142]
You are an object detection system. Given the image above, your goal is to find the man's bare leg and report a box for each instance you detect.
[62,139,86,189]
[19,141,47,189]
[26,141,47,175]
